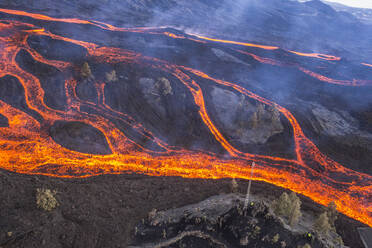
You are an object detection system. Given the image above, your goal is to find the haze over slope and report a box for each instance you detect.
[2,0,372,63]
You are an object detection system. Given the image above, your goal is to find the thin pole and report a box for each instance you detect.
[244,162,255,210]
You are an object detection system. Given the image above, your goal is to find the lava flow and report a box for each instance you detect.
[0,9,371,227]
[362,62,372,68]
[237,50,372,86]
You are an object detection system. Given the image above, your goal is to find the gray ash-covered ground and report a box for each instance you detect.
[0,170,367,248]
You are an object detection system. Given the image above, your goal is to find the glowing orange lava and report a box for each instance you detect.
[289,51,341,61]
[0,9,371,227]
[190,34,279,50]
[237,50,372,86]
[362,63,372,68]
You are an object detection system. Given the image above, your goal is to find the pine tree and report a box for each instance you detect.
[272,192,291,217]
[326,201,338,229]
[272,192,302,227]
[313,212,331,234]
[289,197,302,227]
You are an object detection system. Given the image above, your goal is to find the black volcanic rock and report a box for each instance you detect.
[130,194,343,248]
[27,35,88,63]
[0,75,43,122]
[103,64,226,153]
[210,87,283,145]
[49,120,112,155]
[15,49,68,111]
[0,113,8,127]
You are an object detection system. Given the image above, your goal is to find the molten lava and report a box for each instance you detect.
[0,9,371,227]
[236,50,372,86]
[362,63,372,68]
[289,51,341,61]
[190,34,279,50]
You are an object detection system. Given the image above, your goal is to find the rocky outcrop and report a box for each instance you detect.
[211,87,283,145]
[212,48,250,66]
[310,103,372,150]
[311,104,359,137]
[130,194,341,248]
[139,77,173,118]
[301,102,372,174]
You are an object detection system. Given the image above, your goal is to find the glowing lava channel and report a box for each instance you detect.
[0,9,370,227]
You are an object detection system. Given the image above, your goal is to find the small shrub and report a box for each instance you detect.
[230,178,238,193]
[253,226,261,237]
[81,62,92,78]
[36,188,58,211]
[272,233,280,243]
[105,70,117,82]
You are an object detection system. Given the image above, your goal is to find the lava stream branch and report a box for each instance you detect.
[0,13,370,226]
[236,50,372,87]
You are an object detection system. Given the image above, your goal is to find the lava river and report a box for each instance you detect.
[0,9,371,227]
